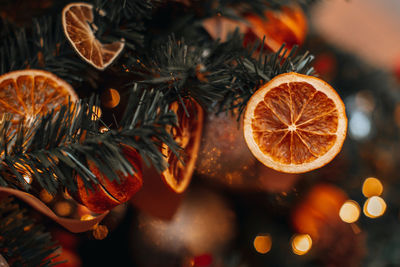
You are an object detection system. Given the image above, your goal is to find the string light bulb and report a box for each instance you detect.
[339,200,361,223]
[362,177,383,197]
[291,234,312,255]
[363,196,386,218]
[253,234,272,254]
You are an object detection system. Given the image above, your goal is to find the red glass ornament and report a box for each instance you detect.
[72,146,143,213]
[193,254,213,267]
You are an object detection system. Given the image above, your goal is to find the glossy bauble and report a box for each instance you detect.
[196,112,299,193]
[73,146,143,213]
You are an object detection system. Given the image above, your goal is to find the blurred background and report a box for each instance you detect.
[15,0,399,266]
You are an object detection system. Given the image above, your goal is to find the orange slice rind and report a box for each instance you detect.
[244,72,347,173]
[62,2,125,70]
[161,99,203,193]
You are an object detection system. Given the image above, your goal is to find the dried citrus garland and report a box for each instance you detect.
[161,99,204,193]
[0,69,145,214]
[0,69,78,127]
[244,4,307,52]
[202,4,307,53]
[244,72,347,173]
[62,2,125,70]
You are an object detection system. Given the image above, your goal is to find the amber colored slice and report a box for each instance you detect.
[244,72,347,173]
[161,99,204,193]
[0,69,78,128]
[245,4,307,53]
[62,2,125,70]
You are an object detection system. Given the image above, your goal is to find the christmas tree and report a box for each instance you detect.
[0,0,399,266]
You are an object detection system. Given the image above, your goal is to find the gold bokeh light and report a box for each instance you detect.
[339,200,361,223]
[253,234,272,254]
[291,234,312,255]
[362,177,383,197]
[363,196,386,218]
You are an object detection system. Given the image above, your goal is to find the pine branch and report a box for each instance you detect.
[0,25,33,74]
[94,0,155,21]
[126,31,315,119]
[0,15,99,86]
[223,44,315,117]
[0,197,60,267]
[32,16,101,86]
[0,88,178,194]
[91,0,153,50]
[128,32,246,110]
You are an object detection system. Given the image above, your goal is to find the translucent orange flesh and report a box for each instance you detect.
[64,5,123,68]
[0,75,74,125]
[164,101,202,189]
[251,82,338,164]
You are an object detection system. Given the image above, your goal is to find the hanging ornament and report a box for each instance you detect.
[202,4,307,52]
[62,2,125,70]
[243,72,347,174]
[196,112,300,192]
[195,111,259,187]
[161,99,204,193]
[0,69,78,131]
[71,146,143,213]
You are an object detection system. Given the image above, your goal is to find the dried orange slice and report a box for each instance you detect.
[244,72,347,173]
[62,2,125,70]
[161,99,203,193]
[245,4,307,52]
[0,69,78,127]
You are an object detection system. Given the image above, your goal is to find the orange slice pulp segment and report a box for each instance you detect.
[244,72,347,173]
[62,2,125,70]
[0,69,78,127]
[161,99,204,193]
